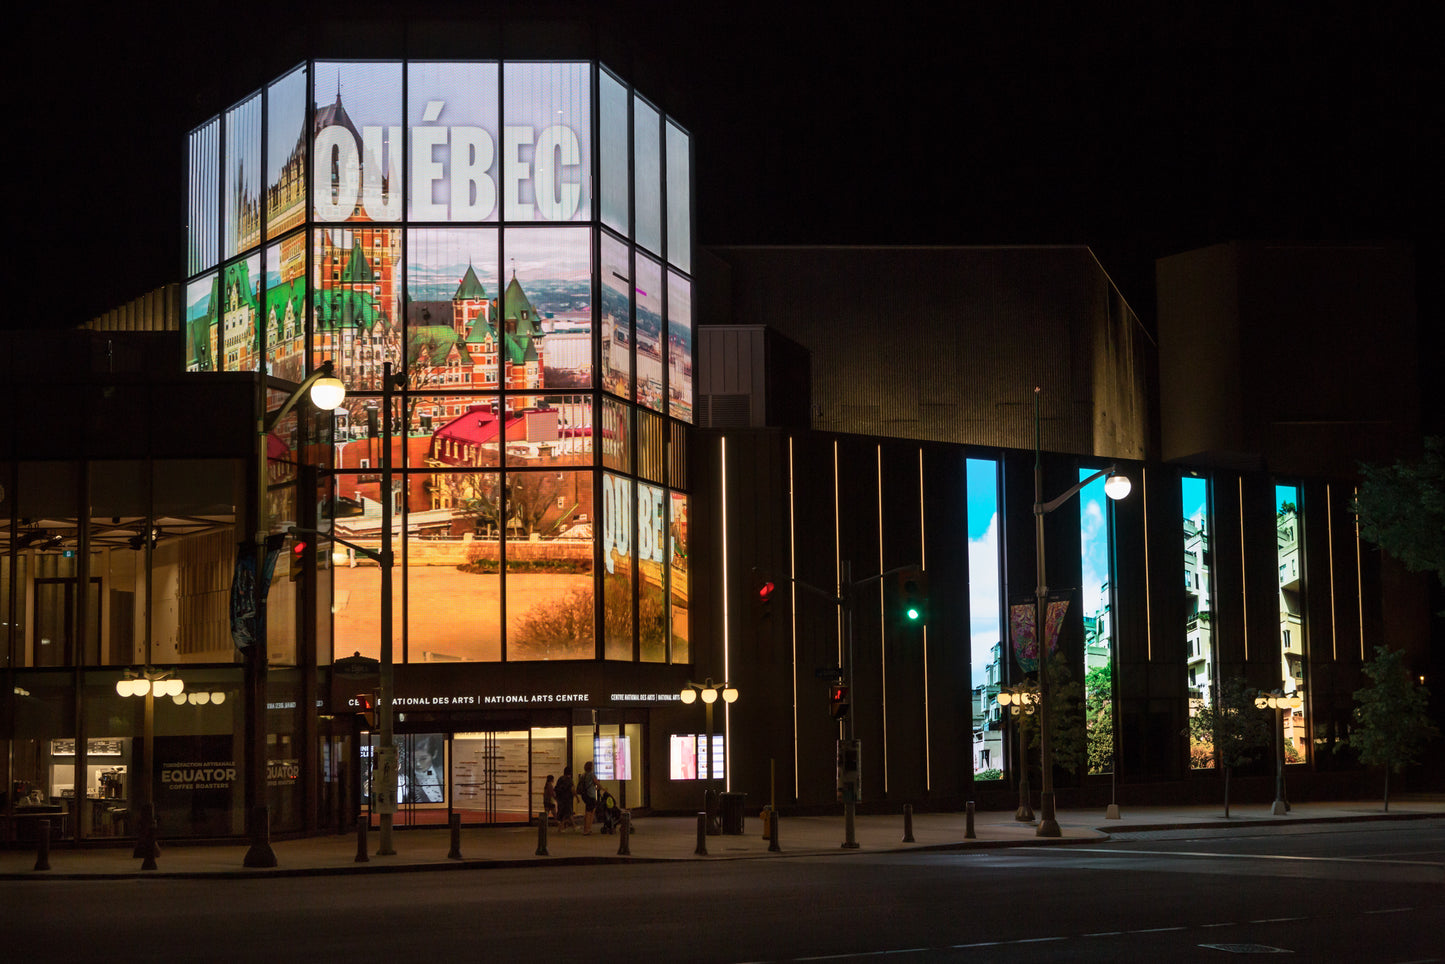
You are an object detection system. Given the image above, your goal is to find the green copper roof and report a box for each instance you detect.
[502,273,541,337]
[454,264,488,302]
[314,287,384,332]
[408,325,472,368]
[339,239,375,284]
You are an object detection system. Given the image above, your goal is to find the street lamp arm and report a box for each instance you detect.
[1036,465,1118,516]
[286,525,388,564]
[262,360,344,433]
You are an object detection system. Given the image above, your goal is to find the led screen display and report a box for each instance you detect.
[407,227,500,390]
[600,396,630,474]
[221,253,261,371]
[502,63,591,222]
[312,226,403,389]
[264,232,307,381]
[634,253,663,411]
[598,69,629,236]
[501,394,592,468]
[501,227,592,389]
[669,491,689,662]
[223,94,262,260]
[188,119,220,276]
[407,62,500,222]
[312,62,403,223]
[667,270,693,422]
[665,121,691,273]
[599,231,631,398]
[633,96,661,254]
[602,472,634,660]
[185,272,219,372]
[266,65,308,237]
[637,480,666,662]
[505,469,595,660]
[669,734,723,780]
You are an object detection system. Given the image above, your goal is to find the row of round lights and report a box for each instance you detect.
[996,689,1040,715]
[680,684,739,704]
[1254,692,1304,710]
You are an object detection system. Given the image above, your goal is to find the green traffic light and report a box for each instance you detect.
[907,606,920,621]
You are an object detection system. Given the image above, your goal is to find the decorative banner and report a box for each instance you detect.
[1010,597,1072,672]
[230,535,285,650]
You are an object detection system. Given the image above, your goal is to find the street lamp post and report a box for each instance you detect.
[375,362,406,857]
[996,685,1039,822]
[244,361,345,868]
[1254,689,1301,815]
[116,668,184,867]
[1031,387,1132,837]
[680,678,739,788]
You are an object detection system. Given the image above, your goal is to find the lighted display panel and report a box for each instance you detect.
[1079,468,1115,775]
[1275,484,1308,761]
[966,458,1005,780]
[186,61,694,669]
[1182,475,1216,769]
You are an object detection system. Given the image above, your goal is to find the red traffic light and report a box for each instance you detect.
[758,580,775,602]
[828,683,850,720]
[289,538,309,581]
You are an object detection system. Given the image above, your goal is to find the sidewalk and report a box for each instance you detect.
[4,798,1442,880]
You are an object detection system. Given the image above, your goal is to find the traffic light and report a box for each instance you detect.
[828,683,850,720]
[898,567,928,624]
[289,537,309,581]
[756,572,776,618]
[356,692,377,728]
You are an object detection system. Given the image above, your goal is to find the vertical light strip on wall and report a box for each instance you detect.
[1354,485,1365,659]
[876,446,888,792]
[918,448,930,789]
[1239,477,1249,660]
[834,440,842,663]
[1327,483,1338,660]
[720,436,731,789]
[789,437,800,797]
[1143,466,1152,660]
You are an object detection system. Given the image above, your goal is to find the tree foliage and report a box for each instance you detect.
[1348,645,1439,810]
[1085,663,1114,774]
[1354,436,1445,585]
[1189,676,1272,816]
[1016,654,1087,777]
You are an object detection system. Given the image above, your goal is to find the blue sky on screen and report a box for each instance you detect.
[1276,484,1298,511]
[1079,468,1110,621]
[1182,475,1207,524]
[966,458,1001,680]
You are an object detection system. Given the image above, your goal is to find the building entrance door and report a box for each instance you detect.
[452,730,530,824]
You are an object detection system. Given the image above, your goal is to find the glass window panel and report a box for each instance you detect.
[965,457,1006,779]
[633,96,661,254]
[88,461,147,667]
[599,69,629,236]
[407,62,500,222]
[502,63,591,222]
[1275,483,1308,763]
[188,118,219,275]
[223,92,262,259]
[600,231,632,399]
[407,227,499,391]
[221,254,262,372]
[636,409,665,485]
[501,227,592,390]
[311,227,403,389]
[501,394,592,468]
[637,481,666,662]
[667,270,693,423]
[264,232,308,381]
[415,394,500,468]
[505,469,594,661]
[185,272,220,372]
[151,460,243,666]
[331,471,402,662]
[600,396,630,474]
[665,120,691,274]
[1182,475,1216,768]
[669,492,689,663]
[1079,467,1115,775]
[404,471,501,663]
[312,62,404,223]
[634,253,663,411]
[266,64,308,237]
[602,473,634,660]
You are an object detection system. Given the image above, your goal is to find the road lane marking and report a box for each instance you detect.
[1064,847,1444,867]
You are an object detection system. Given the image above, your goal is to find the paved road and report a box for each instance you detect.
[4,819,1441,962]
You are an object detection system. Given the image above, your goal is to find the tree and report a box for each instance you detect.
[1189,676,1272,817]
[1348,645,1439,811]
[1354,436,1445,587]
[1017,653,1087,778]
[1085,663,1114,774]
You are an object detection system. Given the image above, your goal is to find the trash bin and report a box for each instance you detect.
[720,791,747,835]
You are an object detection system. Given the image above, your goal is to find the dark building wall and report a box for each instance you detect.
[703,246,1154,461]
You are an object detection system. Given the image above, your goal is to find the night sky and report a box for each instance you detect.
[14,2,1440,348]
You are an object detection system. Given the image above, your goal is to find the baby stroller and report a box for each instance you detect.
[595,790,622,834]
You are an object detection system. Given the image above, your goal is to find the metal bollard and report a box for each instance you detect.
[965,801,976,839]
[34,820,51,872]
[447,812,463,860]
[694,811,708,856]
[768,808,781,853]
[139,802,159,871]
[617,810,631,856]
[535,810,550,856]
[902,803,915,843]
[355,817,370,862]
